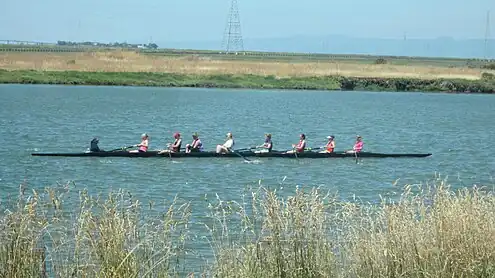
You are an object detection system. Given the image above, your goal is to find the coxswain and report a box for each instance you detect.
[89,137,102,152]
[255,133,273,153]
[216,132,235,153]
[286,133,306,153]
[346,135,364,153]
[186,132,203,153]
[319,135,335,153]
[159,132,182,154]
[130,133,149,153]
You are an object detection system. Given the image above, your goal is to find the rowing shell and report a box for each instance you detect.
[31,150,432,158]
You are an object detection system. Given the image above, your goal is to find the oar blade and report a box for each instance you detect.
[232,150,251,162]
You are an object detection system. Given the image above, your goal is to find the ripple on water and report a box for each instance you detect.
[0,85,493,204]
[2,86,493,274]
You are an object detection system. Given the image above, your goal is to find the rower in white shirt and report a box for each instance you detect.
[216,132,235,153]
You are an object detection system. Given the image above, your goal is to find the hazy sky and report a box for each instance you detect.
[2,0,494,43]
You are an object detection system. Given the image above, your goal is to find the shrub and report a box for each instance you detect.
[374,58,387,64]
[482,72,495,80]
[481,63,495,70]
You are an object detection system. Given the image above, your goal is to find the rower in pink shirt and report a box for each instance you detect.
[130,133,149,153]
[346,135,364,153]
[186,132,203,153]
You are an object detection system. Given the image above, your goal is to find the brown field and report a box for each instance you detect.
[0,51,487,80]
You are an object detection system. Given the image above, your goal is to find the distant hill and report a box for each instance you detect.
[158,35,495,59]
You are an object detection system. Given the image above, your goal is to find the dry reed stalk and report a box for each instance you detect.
[0,178,493,277]
[342,180,495,278]
[0,184,194,278]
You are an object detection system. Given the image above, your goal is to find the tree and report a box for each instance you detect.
[148,43,158,49]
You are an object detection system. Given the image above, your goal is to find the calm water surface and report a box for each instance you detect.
[0,85,494,269]
[1,85,494,200]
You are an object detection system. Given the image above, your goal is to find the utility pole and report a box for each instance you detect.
[221,0,244,53]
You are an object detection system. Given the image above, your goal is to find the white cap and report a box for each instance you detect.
[327,135,334,139]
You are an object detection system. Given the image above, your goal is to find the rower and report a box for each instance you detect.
[89,137,102,152]
[346,135,364,153]
[286,133,306,154]
[319,135,335,153]
[186,132,203,153]
[159,132,182,154]
[170,132,182,152]
[255,133,273,153]
[130,133,149,153]
[216,132,235,153]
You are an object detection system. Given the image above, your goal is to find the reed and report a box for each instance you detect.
[0,183,192,277]
[0,51,488,80]
[341,181,495,278]
[204,186,338,277]
[0,178,493,277]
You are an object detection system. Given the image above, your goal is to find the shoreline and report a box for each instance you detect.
[1,69,494,93]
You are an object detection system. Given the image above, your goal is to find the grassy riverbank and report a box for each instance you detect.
[1,178,494,277]
[1,69,495,93]
[0,51,494,93]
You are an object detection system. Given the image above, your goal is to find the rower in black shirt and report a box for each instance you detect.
[255,133,273,153]
[159,132,182,154]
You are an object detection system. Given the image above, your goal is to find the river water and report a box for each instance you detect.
[1,84,494,199]
[0,84,494,270]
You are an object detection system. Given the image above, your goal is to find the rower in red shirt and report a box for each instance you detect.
[286,134,306,153]
[319,135,335,153]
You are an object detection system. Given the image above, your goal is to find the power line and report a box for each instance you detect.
[221,0,244,53]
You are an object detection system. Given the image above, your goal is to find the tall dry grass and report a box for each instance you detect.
[206,178,495,278]
[205,186,338,277]
[0,51,486,80]
[343,181,495,277]
[0,183,192,277]
[0,177,494,277]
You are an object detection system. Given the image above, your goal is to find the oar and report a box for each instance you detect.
[236,146,257,152]
[345,149,359,163]
[159,143,174,160]
[108,145,135,152]
[231,149,251,162]
[167,143,173,159]
[289,145,299,159]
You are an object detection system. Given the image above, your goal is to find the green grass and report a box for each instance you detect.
[1,69,495,93]
[0,177,494,277]
[0,69,341,90]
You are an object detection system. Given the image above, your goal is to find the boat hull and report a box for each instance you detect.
[31,150,432,158]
